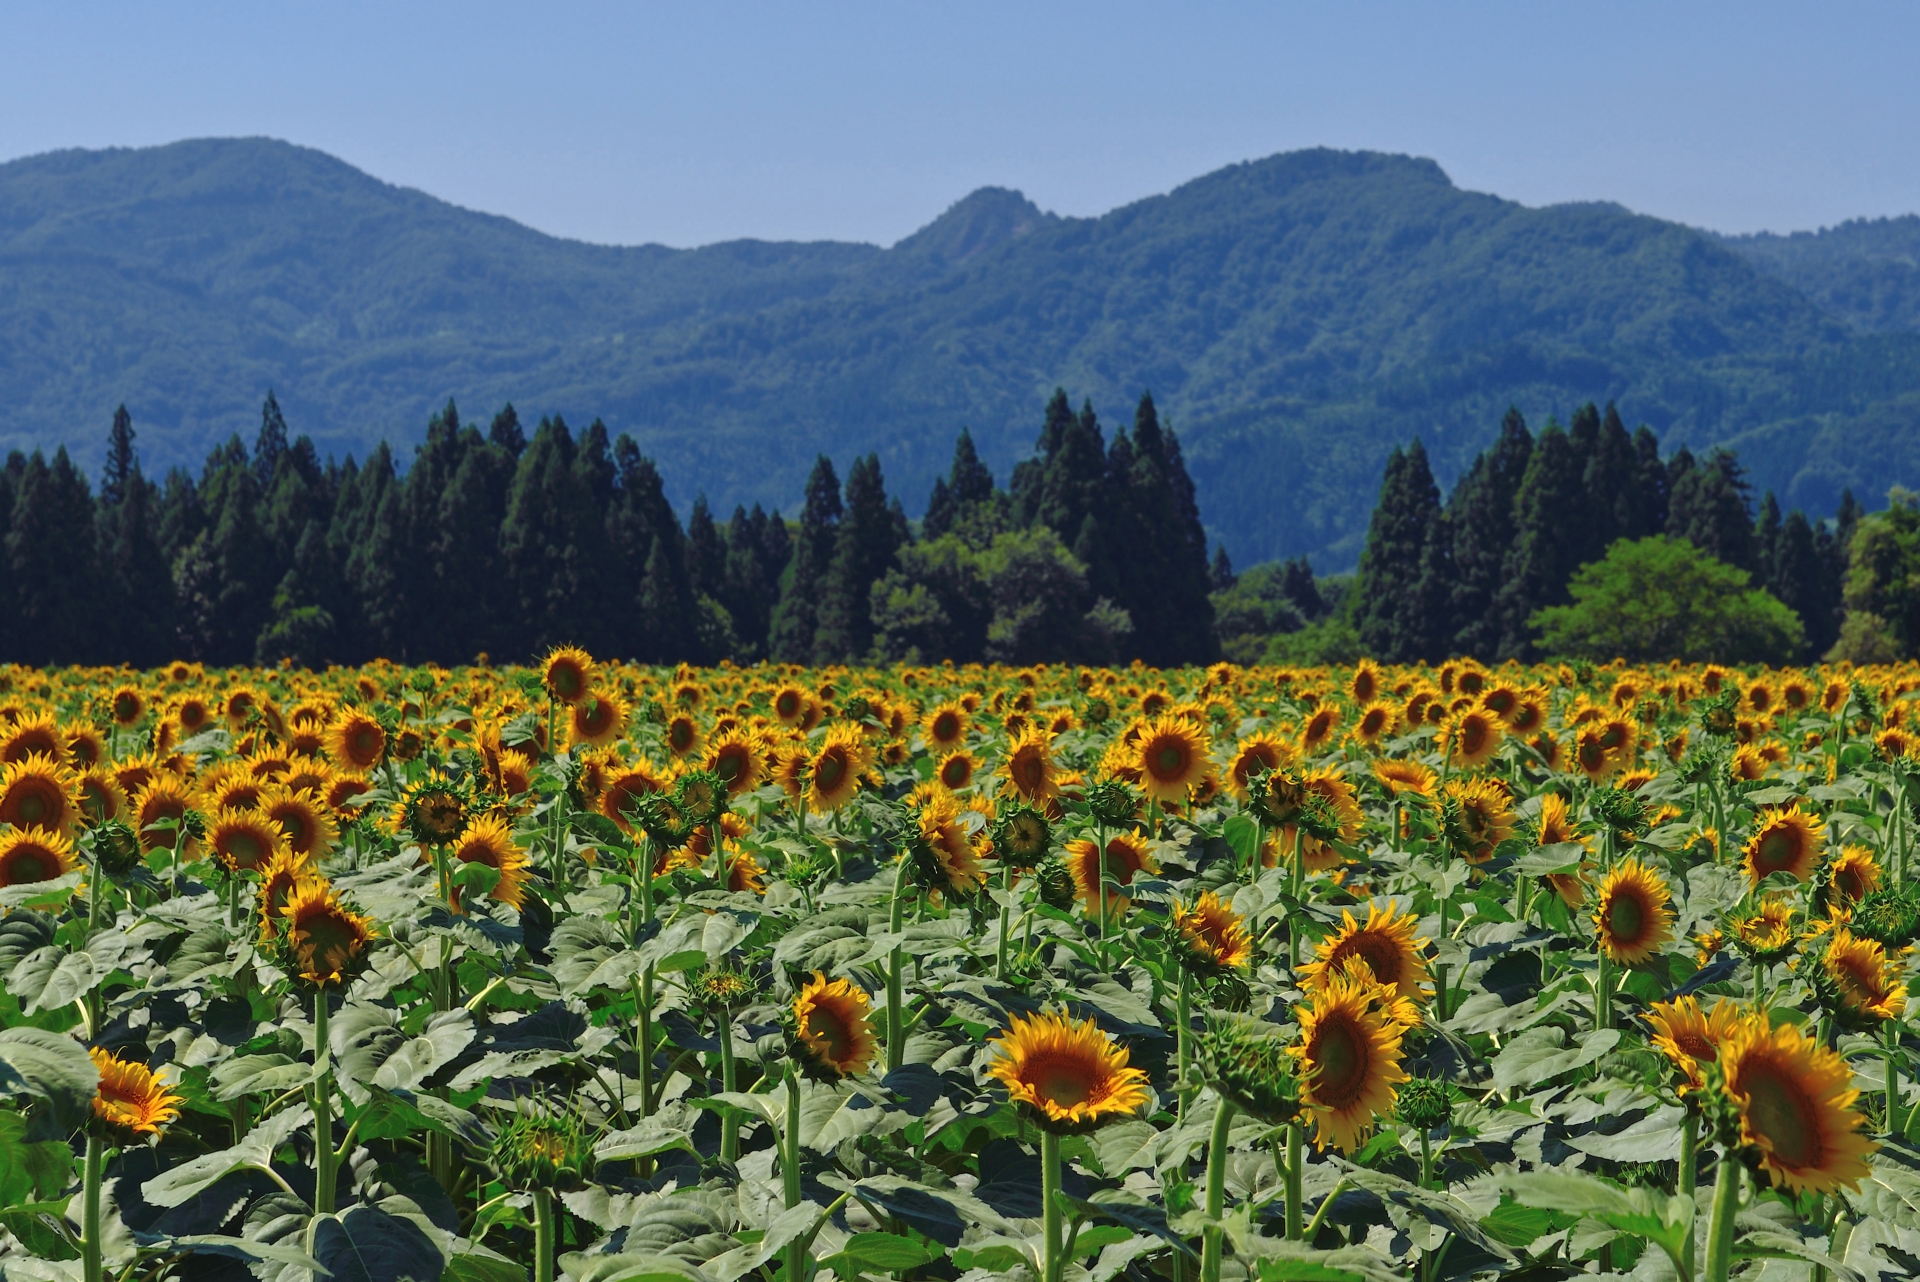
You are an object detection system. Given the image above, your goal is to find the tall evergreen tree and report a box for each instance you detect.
[1666,448,1756,572]
[1111,391,1214,664]
[1354,440,1448,662]
[1447,406,1532,658]
[722,505,775,659]
[686,497,727,601]
[607,437,693,663]
[9,449,100,665]
[1629,425,1670,537]
[1770,509,1827,659]
[923,428,996,540]
[95,407,175,666]
[1495,424,1589,658]
[1280,557,1325,619]
[814,454,905,663]
[1754,491,1784,588]
[173,440,272,665]
[769,456,842,663]
[254,391,290,491]
[489,404,527,459]
[1582,402,1639,559]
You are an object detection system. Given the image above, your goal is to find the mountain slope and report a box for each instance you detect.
[4,137,1920,567]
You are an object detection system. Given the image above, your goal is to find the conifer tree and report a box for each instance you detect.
[1755,491,1784,588]
[1113,392,1214,665]
[1447,406,1532,658]
[1355,440,1448,661]
[722,505,776,659]
[341,444,408,662]
[489,404,527,459]
[686,497,727,601]
[96,408,175,666]
[9,449,101,665]
[1582,402,1639,559]
[1629,425,1670,536]
[174,440,272,665]
[814,454,904,663]
[923,428,995,538]
[607,437,692,663]
[1770,508,1826,659]
[1495,424,1589,658]
[1280,557,1324,619]
[769,456,841,662]
[1210,547,1235,591]
[1665,448,1756,572]
[254,391,290,491]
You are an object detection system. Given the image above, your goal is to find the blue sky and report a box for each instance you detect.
[7,2,1918,248]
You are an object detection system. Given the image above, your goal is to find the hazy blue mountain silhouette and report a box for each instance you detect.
[5,136,1920,565]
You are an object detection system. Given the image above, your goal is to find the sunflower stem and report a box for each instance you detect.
[995,859,1014,982]
[718,1007,739,1165]
[1285,1119,1303,1241]
[1041,1128,1065,1282]
[634,969,655,1121]
[1594,950,1612,1032]
[81,1128,103,1282]
[1886,1017,1904,1137]
[1201,1097,1236,1282]
[1095,822,1110,970]
[784,1065,807,1282]
[532,1186,556,1282]
[312,990,336,1216]
[887,859,909,1075]
[1704,1147,1743,1282]
[1176,968,1194,1123]
[1679,1111,1698,1277]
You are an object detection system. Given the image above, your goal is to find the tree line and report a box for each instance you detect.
[1346,402,1857,663]
[5,388,1217,669]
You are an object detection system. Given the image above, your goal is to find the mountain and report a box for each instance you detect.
[5,137,1920,568]
[1718,217,1920,333]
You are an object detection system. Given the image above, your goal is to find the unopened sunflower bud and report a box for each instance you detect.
[993,806,1051,870]
[1036,859,1076,912]
[1393,1076,1452,1130]
[1850,889,1920,947]
[87,820,142,878]
[1197,1014,1298,1126]
[491,1112,595,1192]
[695,967,755,1011]
[1085,780,1138,829]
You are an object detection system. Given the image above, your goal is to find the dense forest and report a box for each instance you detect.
[10,389,1214,669]
[1331,402,1856,664]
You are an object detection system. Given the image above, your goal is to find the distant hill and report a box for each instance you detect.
[5,137,1920,567]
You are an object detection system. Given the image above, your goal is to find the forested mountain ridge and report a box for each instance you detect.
[8,136,1920,567]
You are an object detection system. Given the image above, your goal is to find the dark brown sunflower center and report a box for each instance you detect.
[1740,1063,1821,1168]
[1755,830,1801,873]
[1311,1016,1371,1109]
[1607,891,1646,944]
[1152,743,1188,777]
[814,753,848,790]
[0,848,52,884]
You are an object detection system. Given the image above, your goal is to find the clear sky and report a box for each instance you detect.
[6,2,1917,248]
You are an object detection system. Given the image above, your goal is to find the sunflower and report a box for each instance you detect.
[1744,805,1825,886]
[1351,702,1398,746]
[1350,660,1381,706]
[1002,726,1059,803]
[703,729,767,799]
[255,850,315,939]
[325,774,374,814]
[109,686,146,727]
[74,768,128,827]
[1593,858,1674,965]
[726,849,767,895]
[0,713,62,764]
[261,785,338,861]
[133,774,198,855]
[1440,708,1503,768]
[792,972,877,1078]
[771,685,810,728]
[1299,900,1433,1004]
[1569,726,1617,783]
[0,829,76,888]
[326,710,387,771]
[600,761,669,835]
[1827,845,1883,906]
[1290,967,1410,1153]
[935,750,981,792]
[280,881,376,989]
[1821,927,1906,1023]
[450,814,531,911]
[541,646,595,705]
[916,795,990,897]
[807,725,874,813]
[1226,733,1293,799]
[664,712,703,759]
[0,754,77,834]
[199,762,264,813]
[1132,715,1211,804]
[64,724,104,770]
[1371,759,1435,799]
[1643,995,1741,1093]
[985,1009,1150,1134]
[1730,894,1799,964]
[208,808,288,874]
[1299,705,1341,754]
[922,702,969,750]
[568,689,628,750]
[1065,830,1158,918]
[89,1048,183,1138]
[1720,1012,1876,1195]
[398,777,469,847]
[1534,792,1588,849]
[1171,891,1253,974]
[1442,776,1516,864]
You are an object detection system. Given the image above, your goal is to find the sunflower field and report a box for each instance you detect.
[0,655,1919,1282]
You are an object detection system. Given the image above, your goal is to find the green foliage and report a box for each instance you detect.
[1531,534,1805,662]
